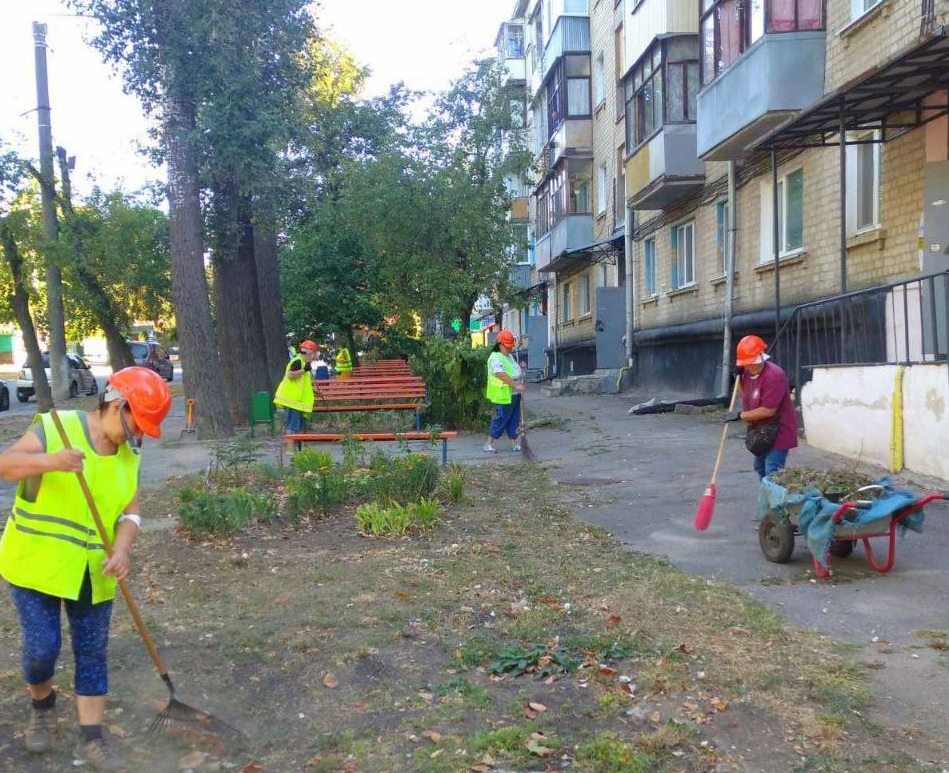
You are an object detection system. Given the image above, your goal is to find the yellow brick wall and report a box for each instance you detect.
[825,0,949,92]
[636,128,929,331]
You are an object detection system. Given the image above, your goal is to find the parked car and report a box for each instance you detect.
[0,381,9,411]
[16,353,100,402]
[128,341,174,382]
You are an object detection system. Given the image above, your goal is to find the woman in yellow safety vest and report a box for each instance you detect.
[0,366,171,771]
[274,339,318,444]
[483,329,525,453]
[334,347,353,379]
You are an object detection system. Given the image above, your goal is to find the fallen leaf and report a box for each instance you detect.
[179,750,209,769]
[606,614,622,629]
[394,590,412,600]
[322,672,339,689]
[424,730,443,744]
[711,698,729,712]
[239,764,264,773]
[598,665,617,678]
[676,643,695,655]
[528,701,547,713]
[649,711,662,724]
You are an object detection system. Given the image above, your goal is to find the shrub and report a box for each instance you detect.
[368,452,439,505]
[291,449,335,474]
[178,488,247,537]
[409,338,491,430]
[284,468,350,521]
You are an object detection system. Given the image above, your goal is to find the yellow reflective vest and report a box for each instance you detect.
[274,354,314,414]
[335,348,352,374]
[486,351,515,405]
[0,411,140,603]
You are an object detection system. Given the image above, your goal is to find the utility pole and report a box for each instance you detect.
[33,21,69,403]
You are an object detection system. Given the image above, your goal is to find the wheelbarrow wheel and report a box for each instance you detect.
[759,512,795,563]
[828,539,856,558]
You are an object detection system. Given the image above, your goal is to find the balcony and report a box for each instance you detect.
[535,16,590,99]
[535,214,593,273]
[696,30,825,160]
[626,125,704,210]
[509,263,533,291]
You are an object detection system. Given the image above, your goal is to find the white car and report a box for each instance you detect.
[17,353,100,402]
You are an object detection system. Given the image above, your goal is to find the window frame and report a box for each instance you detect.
[700,0,825,87]
[624,36,699,151]
[578,273,591,316]
[596,163,608,216]
[851,0,883,20]
[593,51,605,108]
[671,221,696,289]
[562,281,572,322]
[716,200,730,277]
[643,237,657,297]
[846,130,881,235]
[759,166,806,263]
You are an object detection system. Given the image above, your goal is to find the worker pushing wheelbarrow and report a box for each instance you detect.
[756,475,946,578]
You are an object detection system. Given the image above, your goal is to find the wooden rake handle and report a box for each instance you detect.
[49,410,171,679]
[709,376,742,487]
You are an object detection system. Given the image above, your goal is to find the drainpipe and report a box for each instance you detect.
[625,205,635,367]
[720,160,737,396]
[772,148,781,341]
[551,276,559,377]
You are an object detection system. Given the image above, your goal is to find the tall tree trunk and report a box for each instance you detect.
[54,148,134,372]
[213,187,270,424]
[345,326,359,368]
[252,217,286,387]
[0,220,53,411]
[164,92,232,438]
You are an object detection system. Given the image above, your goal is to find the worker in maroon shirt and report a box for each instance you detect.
[725,335,798,479]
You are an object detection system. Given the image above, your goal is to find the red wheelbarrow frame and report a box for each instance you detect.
[812,492,947,578]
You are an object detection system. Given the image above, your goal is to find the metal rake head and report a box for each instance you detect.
[147,697,244,743]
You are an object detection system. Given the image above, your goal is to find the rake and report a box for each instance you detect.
[49,410,242,742]
[518,392,536,461]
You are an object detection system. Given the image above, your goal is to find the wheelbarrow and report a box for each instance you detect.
[757,480,946,578]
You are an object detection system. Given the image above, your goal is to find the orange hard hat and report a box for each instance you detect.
[497,330,516,348]
[299,339,318,353]
[108,366,172,438]
[735,335,768,366]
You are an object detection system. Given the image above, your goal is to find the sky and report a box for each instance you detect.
[0,0,516,196]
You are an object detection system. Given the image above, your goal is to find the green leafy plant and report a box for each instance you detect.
[409,338,491,430]
[355,497,441,536]
[284,468,350,521]
[574,734,656,773]
[207,436,265,487]
[291,449,335,474]
[368,452,439,505]
[178,487,248,537]
[438,462,467,504]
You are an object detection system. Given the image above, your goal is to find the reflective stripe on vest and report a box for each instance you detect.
[485,351,514,405]
[274,355,315,413]
[0,410,140,603]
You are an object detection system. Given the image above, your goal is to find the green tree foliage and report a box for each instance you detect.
[410,337,491,431]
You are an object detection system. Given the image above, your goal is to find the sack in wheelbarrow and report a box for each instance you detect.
[756,476,925,570]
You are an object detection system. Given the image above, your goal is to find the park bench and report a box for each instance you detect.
[284,431,459,464]
[312,376,427,430]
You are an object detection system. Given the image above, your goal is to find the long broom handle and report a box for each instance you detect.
[49,410,171,679]
[709,376,742,487]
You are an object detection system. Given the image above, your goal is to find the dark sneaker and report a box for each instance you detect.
[25,706,56,753]
[74,736,129,772]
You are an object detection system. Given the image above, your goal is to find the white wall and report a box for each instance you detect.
[801,364,949,481]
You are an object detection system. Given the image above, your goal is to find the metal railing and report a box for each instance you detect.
[769,270,949,401]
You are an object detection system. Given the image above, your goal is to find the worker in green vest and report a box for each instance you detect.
[0,366,172,771]
[334,346,353,379]
[274,339,318,445]
[483,329,525,453]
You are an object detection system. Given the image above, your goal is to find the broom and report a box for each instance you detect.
[49,410,242,742]
[693,376,741,531]
[518,391,535,461]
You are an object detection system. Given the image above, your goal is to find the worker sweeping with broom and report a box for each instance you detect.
[0,366,171,771]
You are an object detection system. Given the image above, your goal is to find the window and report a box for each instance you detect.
[593,52,605,107]
[547,56,591,133]
[597,264,609,287]
[596,164,607,215]
[846,132,880,233]
[643,238,656,296]
[671,222,695,288]
[624,37,699,150]
[759,167,805,262]
[851,0,883,20]
[506,24,525,58]
[701,0,824,86]
[716,200,730,276]
[578,273,591,315]
[562,282,572,322]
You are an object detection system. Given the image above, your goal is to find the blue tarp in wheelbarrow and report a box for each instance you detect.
[757,477,927,571]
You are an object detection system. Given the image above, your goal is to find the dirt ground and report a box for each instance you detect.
[0,395,945,772]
